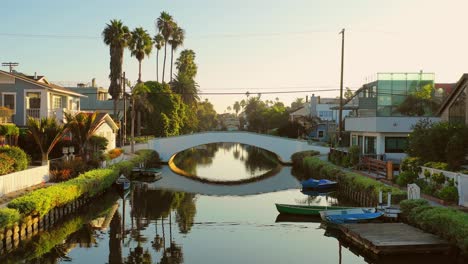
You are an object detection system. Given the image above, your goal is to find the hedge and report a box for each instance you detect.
[400,199,468,253]
[291,150,320,170]
[0,208,21,228]
[4,150,154,221]
[302,157,406,203]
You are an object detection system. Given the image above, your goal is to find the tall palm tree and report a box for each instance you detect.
[129,27,153,83]
[102,19,131,117]
[64,112,105,159]
[27,117,69,165]
[157,12,175,83]
[130,83,153,152]
[154,33,165,82]
[233,101,240,116]
[168,25,185,82]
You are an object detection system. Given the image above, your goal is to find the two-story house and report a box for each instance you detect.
[0,70,84,126]
[344,72,441,162]
[438,74,468,125]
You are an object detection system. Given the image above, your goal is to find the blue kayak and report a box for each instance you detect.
[320,208,383,224]
[301,178,337,189]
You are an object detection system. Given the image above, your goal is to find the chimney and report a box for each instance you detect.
[34,72,37,80]
[92,78,96,88]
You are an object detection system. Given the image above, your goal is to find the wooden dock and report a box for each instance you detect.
[338,223,451,255]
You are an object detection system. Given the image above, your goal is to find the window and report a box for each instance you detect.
[52,96,62,109]
[318,130,324,138]
[385,137,408,153]
[351,135,357,146]
[449,86,466,124]
[26,92,41,109]
[2,93,16,113]
[364,136,376,154]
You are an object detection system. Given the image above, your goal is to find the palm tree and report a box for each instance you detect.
[154,33,164,82]
[129,27,153,83]
[102,19,131,117]
[233,101,240,116]
[64,112,105,159]
[157,12,175,83]
[168,25,185,82]
[171,74,199,105]
[27,117,69,165]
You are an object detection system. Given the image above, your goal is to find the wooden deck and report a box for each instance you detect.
[339,223,451,255]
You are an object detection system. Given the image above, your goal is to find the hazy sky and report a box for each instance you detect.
[2,0,467,112]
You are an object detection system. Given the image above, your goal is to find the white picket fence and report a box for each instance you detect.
[419,166,468,207]
[0,164,50,197]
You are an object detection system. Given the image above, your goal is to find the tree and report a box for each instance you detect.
[157,12,175,83]
[291,98,304,110]
[344,87,354,100]
[153,33,164,82]
[168,25,185,82]
[128,27,153,83]
[27,117,69,165]
[171,73,199,106]
[102,19,131,117]
[175,49,197,79]
[64,112,105,158]
[129,82,152,152]
[196,99,217,131]
[233,101,240,116]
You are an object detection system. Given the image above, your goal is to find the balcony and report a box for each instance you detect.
[345,116,441,133]
[26,108,41,119]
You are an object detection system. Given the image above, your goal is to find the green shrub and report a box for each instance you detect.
[395,171,418,187]
[431,172,446,185]
[0,152,14,175]
[436,186,459,203]
[0,208,21,228]
[348,145,360,166]
[0,123,19,136]
[341,155,351,168]
[0,145,29,171]
[423,169,431,179]
[291,150,320,170]
[401,157,422,174]
[135,149,162,168]
[424,161,449,171]
[400,199,468,253]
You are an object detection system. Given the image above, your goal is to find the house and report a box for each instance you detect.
[218,113,240,131]
[289,95,351,141]
[94,112,119,151]
[0,70,84,126]
[344,72,441,162]
[438,74,468,125]
[66,79,126,117]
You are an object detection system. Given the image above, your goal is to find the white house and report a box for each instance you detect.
[94,112,119,151]
[345,72,441,162]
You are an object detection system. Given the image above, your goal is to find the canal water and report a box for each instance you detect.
[1,143,460,263]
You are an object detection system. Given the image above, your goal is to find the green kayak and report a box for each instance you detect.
[275,203,354,216]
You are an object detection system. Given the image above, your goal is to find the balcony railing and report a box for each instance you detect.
[26,108,41,119]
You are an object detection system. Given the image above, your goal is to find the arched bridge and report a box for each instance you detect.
[147,131,329,163]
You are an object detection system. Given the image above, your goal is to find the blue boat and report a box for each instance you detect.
[320,208,383,224]
[301,178,337,189]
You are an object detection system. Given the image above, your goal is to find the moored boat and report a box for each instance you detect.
[275,203,354,216]
[301,178,337,189]
[320,208,383,224]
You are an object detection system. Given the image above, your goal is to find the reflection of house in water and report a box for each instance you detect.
[89,202,119,230]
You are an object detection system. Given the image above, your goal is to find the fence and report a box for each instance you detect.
[0,164,49,197]
[419,166,468,207]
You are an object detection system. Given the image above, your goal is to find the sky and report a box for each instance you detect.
[1,0,468,113]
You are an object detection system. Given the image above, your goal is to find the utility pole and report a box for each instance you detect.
[2,62,19,73]
[122,72,127,147]
[338,28,345,147]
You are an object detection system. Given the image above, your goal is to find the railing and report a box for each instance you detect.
[26,108,41,119]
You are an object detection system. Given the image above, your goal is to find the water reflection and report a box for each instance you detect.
[172,143,280,182]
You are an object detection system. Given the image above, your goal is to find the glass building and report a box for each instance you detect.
[356,72,435,117]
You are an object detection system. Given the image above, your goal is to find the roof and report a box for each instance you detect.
[437,74,468,115]
[95,112,119,130]
[0,70,86,98]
